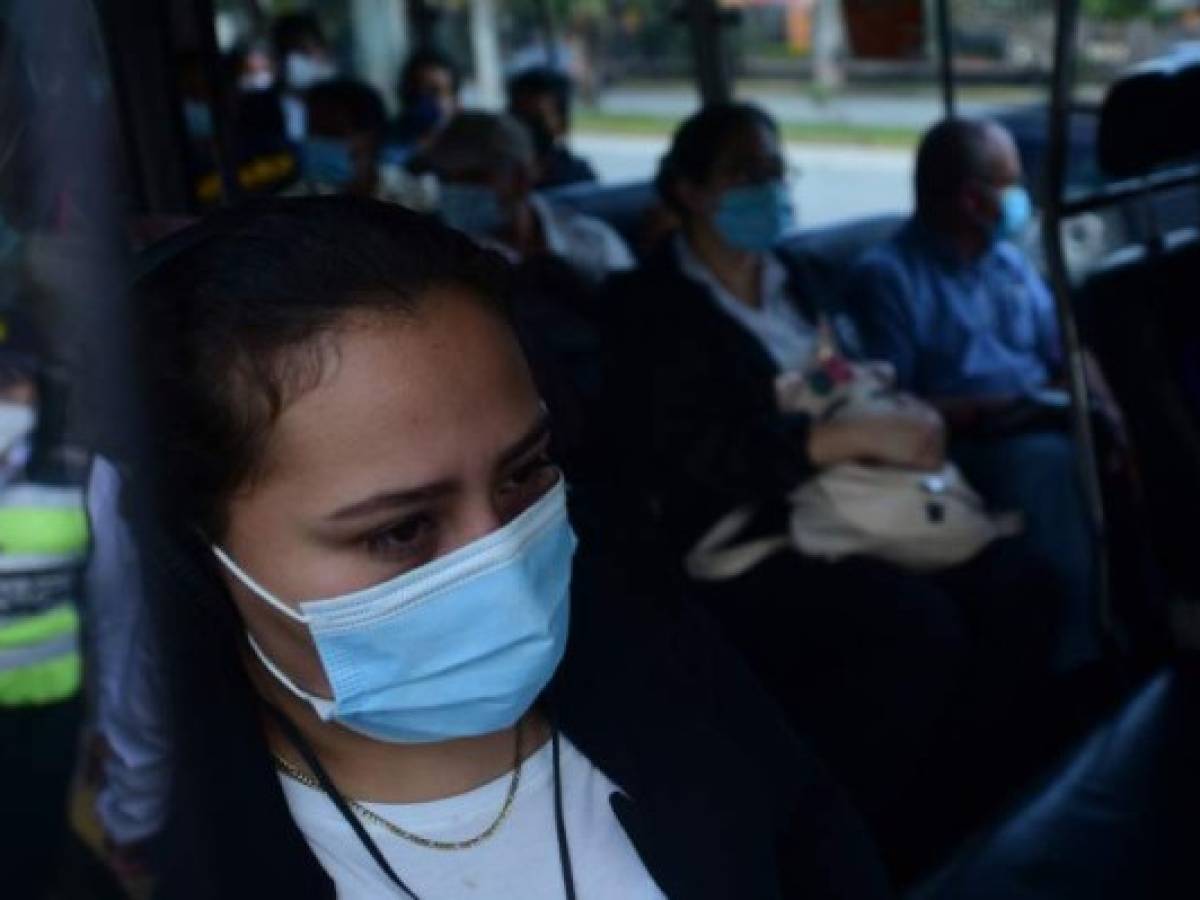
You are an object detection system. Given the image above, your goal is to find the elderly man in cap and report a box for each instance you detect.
[425,111,633,282]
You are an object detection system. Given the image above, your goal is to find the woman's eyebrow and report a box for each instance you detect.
[324,481,455,524]
[496,415,551,471]
[322,415,550,524]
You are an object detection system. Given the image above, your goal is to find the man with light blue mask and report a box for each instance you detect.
[848,118,1123,670]
[424,112,633,283]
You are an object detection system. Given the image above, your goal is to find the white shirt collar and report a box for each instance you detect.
[673,234,817,371]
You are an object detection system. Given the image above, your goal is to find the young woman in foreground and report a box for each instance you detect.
[129,197,890,899]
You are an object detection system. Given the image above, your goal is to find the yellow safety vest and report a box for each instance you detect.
[0,483,89,706]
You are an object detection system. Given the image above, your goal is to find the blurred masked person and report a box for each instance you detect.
[0,308,90,898]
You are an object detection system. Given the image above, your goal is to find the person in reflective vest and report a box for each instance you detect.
[0,307,90,898]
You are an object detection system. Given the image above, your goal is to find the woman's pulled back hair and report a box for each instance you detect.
[135,195,510,540]
[654,101,776,217]
[127,196,512,896]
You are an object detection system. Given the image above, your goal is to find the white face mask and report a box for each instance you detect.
[0,401,34,459]
[239,70,275,92]
[285,53,335,91]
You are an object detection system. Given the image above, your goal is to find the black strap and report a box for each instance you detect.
[267,704,422,900]
[269,704,577,900]
[552,726,578,900]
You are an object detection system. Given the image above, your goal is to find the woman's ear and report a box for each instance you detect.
[673,176,713,220]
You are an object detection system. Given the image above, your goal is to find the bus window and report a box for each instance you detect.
[726,0,1051,229]
[421,1,708,188]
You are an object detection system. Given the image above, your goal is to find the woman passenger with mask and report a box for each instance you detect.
[127,197,889,899]
[608,104,1063,872]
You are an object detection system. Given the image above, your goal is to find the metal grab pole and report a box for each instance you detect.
[682,0,732,105]
[1041,0,1115,645]
[935,0,955,117]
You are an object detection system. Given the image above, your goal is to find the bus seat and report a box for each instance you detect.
[779,213,905,275]
[1098,48,1200,177]
[909,667,1200,900]
[1077,55,1200,601]
[1079,237,1200,598]
[541,179,660,256]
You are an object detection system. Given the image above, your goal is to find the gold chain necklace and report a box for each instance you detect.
[274,721,524,852]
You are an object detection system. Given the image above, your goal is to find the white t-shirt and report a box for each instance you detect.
[280,735,667,899]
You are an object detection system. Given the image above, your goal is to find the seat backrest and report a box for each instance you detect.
[1074,50,1200,598]
[540,179,659,254]
[1077,235,1200,594]
[1098,48,1200,178]
[780,213,905,274]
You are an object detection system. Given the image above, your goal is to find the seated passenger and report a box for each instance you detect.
[131,197,890,900]
[507,66,598,190]
[425,112,633,282]
[387,46,460,165]
[846,117,1110,670]
[289,79,436,212]
[609,103,1062,865]
[271,12,338,140]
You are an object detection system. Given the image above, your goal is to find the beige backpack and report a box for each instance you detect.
[686,334,1021,580]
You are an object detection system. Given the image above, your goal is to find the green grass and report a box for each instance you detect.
[575,109,920,148]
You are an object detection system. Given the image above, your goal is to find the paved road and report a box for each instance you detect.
[570,132,913,228]
[593,86,1030,129]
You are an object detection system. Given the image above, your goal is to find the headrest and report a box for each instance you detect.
[1098,49,1200,177]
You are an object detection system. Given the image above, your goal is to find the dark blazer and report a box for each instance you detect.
[606,241,853,557]
[153,544,891,899]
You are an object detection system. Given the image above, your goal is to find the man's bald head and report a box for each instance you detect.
[915,118,1021,217]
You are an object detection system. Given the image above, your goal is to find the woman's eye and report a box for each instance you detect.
[501,454,557,496]
[363,514,435,559]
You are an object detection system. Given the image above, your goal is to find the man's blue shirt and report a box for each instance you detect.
[848,217,1062,398]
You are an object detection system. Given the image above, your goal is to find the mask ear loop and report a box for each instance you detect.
[211,546,335,717]
[211,545,308,623]
[244,633,336,719]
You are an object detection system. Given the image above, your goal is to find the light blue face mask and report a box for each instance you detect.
[994,184,1032,243]
[300,137,355,187]
[439,182,505,236]
[713,180,797,252]
[213,481,576,743]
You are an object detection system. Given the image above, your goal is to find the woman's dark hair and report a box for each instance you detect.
[654,101,777,216]
[134,195,510,541]
[397,46,461,108]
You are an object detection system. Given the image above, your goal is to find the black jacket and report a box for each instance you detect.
[606,242,852,556]
[154,545,890,899]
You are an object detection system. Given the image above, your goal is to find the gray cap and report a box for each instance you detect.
[425,112,536,174]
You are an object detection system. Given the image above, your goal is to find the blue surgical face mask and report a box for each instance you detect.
[213,481,576,743]
[399,94,448,138]
[713,180,797,252]
[439,182,505,236]
[300,137,355,187]
[994,184,1032,243]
